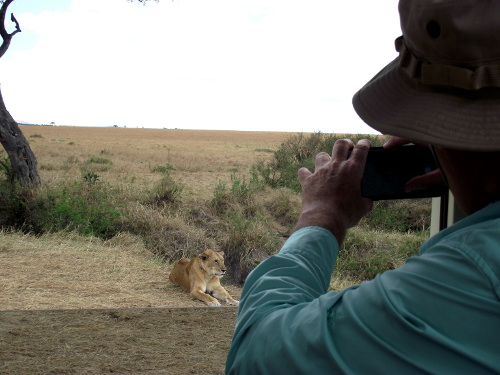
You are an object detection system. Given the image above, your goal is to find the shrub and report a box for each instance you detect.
[0,180,30,229]
[82,170,100,184]
[210,172,262,215]
[249,131,433,286]
[218,209,283,284]
[146,173,184,206]
[26,180,124,239]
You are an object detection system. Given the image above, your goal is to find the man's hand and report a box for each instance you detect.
[293,139,373,244]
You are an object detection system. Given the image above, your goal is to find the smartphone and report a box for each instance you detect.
[358,145,446,200]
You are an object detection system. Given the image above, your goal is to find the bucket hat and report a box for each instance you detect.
[352,0,500,151]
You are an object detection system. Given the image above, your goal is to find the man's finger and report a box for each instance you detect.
[298,167,312,184]
[383,136,410,149]
[314,152,331,170]
[331,139,354,161]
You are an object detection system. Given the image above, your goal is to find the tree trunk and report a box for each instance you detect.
[0,85,41,186]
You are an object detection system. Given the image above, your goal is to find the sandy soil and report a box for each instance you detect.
[1,308,237,375]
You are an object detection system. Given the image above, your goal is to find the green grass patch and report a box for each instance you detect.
[86,155,112,165]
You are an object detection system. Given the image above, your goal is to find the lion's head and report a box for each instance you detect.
[199,249,227,278]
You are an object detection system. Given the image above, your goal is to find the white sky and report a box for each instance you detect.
[0,0,401,133]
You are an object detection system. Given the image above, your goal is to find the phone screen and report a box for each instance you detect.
[360,146,446,200]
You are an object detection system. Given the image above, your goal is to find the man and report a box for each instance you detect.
[226,0,500,374]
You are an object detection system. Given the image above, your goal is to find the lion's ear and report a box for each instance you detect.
[200,254,208,261]
[218,251,225,257]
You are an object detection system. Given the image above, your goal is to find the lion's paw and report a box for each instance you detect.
[228,300,239,307]
[208,300,221,307]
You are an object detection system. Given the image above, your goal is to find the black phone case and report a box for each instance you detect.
[361,146,447,200]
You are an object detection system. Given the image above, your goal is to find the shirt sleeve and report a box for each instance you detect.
[225,225,500,375]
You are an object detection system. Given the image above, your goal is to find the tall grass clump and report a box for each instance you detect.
[218,207,283,284]
[331,227,427,290]
[0,154,38,229]
[145,172,184,207]
[122,204,217,262]
[210,172,262,216]
[365,199,433,233]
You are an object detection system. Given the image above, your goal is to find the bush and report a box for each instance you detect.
[28,181,124,239]
[146,173,184,207]
[0,180,31,229]
[0,178,124,239]
[249,132,433,287]
[218,209,283,284]
[210,172,262,215]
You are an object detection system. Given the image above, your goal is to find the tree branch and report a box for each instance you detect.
[0,0,21,59]
[10,13,20,34]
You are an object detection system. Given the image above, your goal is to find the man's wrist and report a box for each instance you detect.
[293,210,347,244]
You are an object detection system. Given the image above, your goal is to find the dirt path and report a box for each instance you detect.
[0,232,242,374]
[1,307,237,375]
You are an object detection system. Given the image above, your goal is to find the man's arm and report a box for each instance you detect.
[226,226,345,374]
[226,223,500,374]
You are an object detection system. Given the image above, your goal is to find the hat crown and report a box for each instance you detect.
[399,0,500,67]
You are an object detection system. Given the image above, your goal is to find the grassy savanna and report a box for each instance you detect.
[0,126,432,374]
[1,126,433,293]
[23,126,285,198]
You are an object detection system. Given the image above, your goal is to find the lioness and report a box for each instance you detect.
[169,249,239,307]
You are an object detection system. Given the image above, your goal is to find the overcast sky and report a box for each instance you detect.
[0,0,400,133]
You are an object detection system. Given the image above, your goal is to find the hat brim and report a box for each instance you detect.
[352,58,500,151]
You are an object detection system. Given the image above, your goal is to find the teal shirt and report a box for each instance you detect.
[226,201,500,375]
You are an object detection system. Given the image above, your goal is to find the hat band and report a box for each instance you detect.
[395,36,500,91]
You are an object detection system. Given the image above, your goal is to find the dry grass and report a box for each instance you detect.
[23,126,288,200]
[0,231,241,311]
